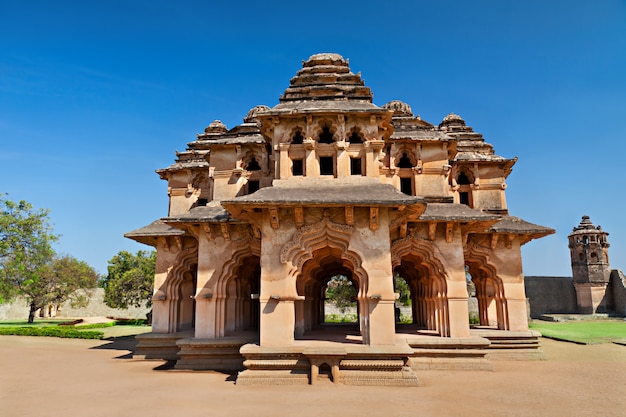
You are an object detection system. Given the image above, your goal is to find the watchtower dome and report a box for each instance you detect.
[568,215,611,313]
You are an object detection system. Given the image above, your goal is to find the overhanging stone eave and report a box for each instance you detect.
[124,220,187,246]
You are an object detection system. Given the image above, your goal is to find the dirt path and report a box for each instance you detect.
[0,336,624,417]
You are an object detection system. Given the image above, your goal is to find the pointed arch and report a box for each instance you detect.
[280,217,367,294]
[212,236,261,336]
[165,249,199,332]
[391,235,450,336]
[464,241,509,330]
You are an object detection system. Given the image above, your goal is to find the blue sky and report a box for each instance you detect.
[1,1,625,276]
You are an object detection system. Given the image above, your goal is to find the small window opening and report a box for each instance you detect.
[318,363,333,382]
[320,156,334,176]
[458,172,471,185]
[247,157,261,171]
[348,131,363,144]
[247,180,260,194]
[397,152,413,168]
[319,126,334,144]
[578,252,584,261]
[292,130,304,144]
[197,198,208,207]
[292,159,304,176]
[350,157,362,176]
[400,177,413,195]
[591,252,597,259]
[459,191,470,206]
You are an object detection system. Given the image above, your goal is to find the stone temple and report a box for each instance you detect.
[126,53,554,385]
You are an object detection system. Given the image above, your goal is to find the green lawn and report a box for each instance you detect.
[0,319,69,327]
[0,319,151,339]
[529,320,626,344]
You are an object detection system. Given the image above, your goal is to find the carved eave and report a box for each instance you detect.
[454,156,518,179]
[486,215,555,246]
[124,220,187,247]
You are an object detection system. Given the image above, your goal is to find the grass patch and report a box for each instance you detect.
[529,320,626,344]
[0,319,68,328]
[325,313,358,323]
[0,326,103,339]
[75,322,116,330]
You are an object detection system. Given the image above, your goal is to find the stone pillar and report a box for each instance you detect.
[278,143,290,179]
[447,280,471,338]
[258,217,298,346]
[194,228,230,338]
[151,238,181,333]
[503,282,529,331]
[335,141,349,178]
[354,209,396,345]
[304,139,318,177]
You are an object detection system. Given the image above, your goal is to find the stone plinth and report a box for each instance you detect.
[237,343,419,386]
[133,332,191,361]
[175,336,257,371]
[405,334,493,371]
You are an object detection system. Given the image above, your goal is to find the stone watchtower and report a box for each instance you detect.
[568,215,611,313]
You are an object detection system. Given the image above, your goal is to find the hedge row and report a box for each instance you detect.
[0,326,104,339]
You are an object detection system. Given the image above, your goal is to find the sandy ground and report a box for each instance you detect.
[0,335,624,417]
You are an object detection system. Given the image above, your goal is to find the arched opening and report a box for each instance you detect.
[457,171,473,207]
[393,273,412,325]
[176,264,197,331]
[318,126,334,144]
[224,255,260,335]
[348,130,363,144]
[295,246,363,343]
[397,152,414,168]
[292,130,304,144]
[246,157,261,171]
[393,254,449,336]
[324,275,358,323]
[466,261,508,330]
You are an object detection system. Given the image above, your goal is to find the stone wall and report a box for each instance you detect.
[524,276,577,318]
[0,288,150,321]
[609,269,626,316]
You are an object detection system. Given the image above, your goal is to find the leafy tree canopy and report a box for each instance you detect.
[101,250,156,310]
[325,275,357,312]
[41,254,100,310]
[1,196,98,322]
[1,196,58,321]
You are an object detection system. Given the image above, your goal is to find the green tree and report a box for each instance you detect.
[0,196,58,322]
[101,250,156,313]
[325,275,357,312]
[393,273,411,307]
[41,254,100,315]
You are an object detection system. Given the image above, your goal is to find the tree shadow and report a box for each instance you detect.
[89,335,138,359]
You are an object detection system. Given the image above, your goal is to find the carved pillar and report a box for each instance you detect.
[304,139,318,177]
[335,141,349,178]
[357,209,396,345]
[194,227,230,338]
[151,237,183,333]
[259,221,297,346]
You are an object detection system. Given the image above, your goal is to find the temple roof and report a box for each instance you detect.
[265,53,387,115]
[568,215,607,236]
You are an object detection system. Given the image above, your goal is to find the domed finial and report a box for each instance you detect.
[204,120,227,134]
[244,105,270,123]
[440,113,466,127]
[382,100,414,117]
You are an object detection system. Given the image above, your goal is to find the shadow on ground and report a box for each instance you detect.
[90,335,138,359]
